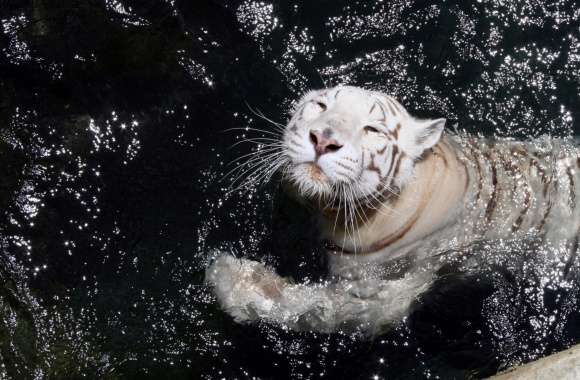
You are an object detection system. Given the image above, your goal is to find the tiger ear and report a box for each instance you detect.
[414,118,445,151]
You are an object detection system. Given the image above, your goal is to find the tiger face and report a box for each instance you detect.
[283,86,446,201]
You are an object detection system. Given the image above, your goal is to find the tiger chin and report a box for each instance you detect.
[206,85,580,336]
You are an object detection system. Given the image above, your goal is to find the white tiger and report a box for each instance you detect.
[206,85,580,335]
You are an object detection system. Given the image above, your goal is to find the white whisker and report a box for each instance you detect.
[225,152,287,188]
[244,102,287,132]
[223,126,283,138]
[221,149,285,183]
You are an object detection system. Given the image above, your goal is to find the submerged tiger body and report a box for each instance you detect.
[328,134,580,279]
[454,136,580,242]
[206,85,580,334]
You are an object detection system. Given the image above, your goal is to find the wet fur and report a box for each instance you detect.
[206,86,580,335]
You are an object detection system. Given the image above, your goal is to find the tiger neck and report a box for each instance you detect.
[322,137,469,256]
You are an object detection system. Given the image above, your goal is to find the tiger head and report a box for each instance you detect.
[282,86,446,202]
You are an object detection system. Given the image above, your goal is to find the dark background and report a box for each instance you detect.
[1,0,580,378]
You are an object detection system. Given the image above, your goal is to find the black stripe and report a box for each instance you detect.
[567,166,576,210]
[336,161,354,172]
[367,153,381,176]
[384,145,399,180]
[468,146,483,202]
[375,100,388,123]
[433,145,448,167]
[392,123,401,139]
[386,97,403,114]
[388,152,405,187]
[500,154,518,194]
[537,203,552,232]
[512,182,531,233]
[530,158,546,183]
[461,161,470,195]
[509,156,531,232]
[538,169,555,231]
[383,98,396,115]
[453,141,471,196]
[484,153,498,224]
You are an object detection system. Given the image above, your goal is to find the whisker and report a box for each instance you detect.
[331,184,342,236]
[228,159,290,195]
[315,68,328,89]
[340,185,349,256]
[345,185,360,255]
[228,137,285,150]
[244,102,287,132]
[351,183,374,228]
[220,148,284,182]
[238,151,290,182]
[223,151,286,186]
[228,154,285,186]
[362,191,404,218]
[222,126,283,137]
[227,146,285,166]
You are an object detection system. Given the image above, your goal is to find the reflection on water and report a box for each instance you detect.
[1,0,580,378]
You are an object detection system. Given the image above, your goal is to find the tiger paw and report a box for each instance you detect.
[205,254,288,323]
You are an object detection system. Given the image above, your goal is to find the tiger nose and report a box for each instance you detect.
[309,130,343,156]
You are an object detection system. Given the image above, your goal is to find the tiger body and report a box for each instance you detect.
[206,85,580,334]
[327,134,580,278]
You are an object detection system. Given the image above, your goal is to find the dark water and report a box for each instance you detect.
[2,0,580,379]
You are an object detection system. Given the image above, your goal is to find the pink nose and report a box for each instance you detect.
[309,130,343,156]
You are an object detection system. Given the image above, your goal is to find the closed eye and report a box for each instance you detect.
[364,125,380,133]
[316,101,327,111]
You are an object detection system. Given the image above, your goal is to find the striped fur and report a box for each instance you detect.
[206,86,580,335]
[328,134,580,278]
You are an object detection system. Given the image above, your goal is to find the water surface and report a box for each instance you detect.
[1,0,580,378]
